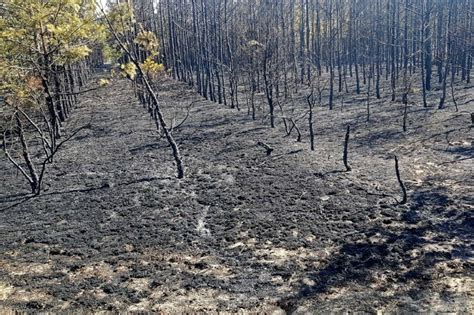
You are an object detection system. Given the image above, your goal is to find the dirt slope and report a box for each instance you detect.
[0,77,473,313]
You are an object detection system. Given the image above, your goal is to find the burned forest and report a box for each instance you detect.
[1,0,473,312]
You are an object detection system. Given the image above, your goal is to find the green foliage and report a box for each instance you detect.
[134,31,159,54]
[0,0,104,61]
[102,4,166,79]
[120,62,137,80]
[247,40,264,49]
[0,60,42,109]
[102,44,122,64]
[98,78,110,87]
[0,0,105,107]
[106,2,135,35]
[141,58,164,74]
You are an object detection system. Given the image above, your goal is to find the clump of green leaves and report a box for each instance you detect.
[141,58,164,74]
[0,0,105,98]
[134,31,160,53]
[120,62,137,80]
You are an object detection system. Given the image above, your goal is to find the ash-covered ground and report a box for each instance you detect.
[1,76,473,313]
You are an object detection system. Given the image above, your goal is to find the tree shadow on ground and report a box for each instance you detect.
[277,200,473,312]
[0,176,169,212]
[436,144,474,159]
[0,192,31,203]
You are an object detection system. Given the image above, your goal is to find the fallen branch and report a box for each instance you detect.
[257,149,303,166]
[257,141,273,156]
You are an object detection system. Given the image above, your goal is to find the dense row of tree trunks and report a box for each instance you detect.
[144,0,472,128]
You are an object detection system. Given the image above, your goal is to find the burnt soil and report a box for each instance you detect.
[1,76,473,313]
